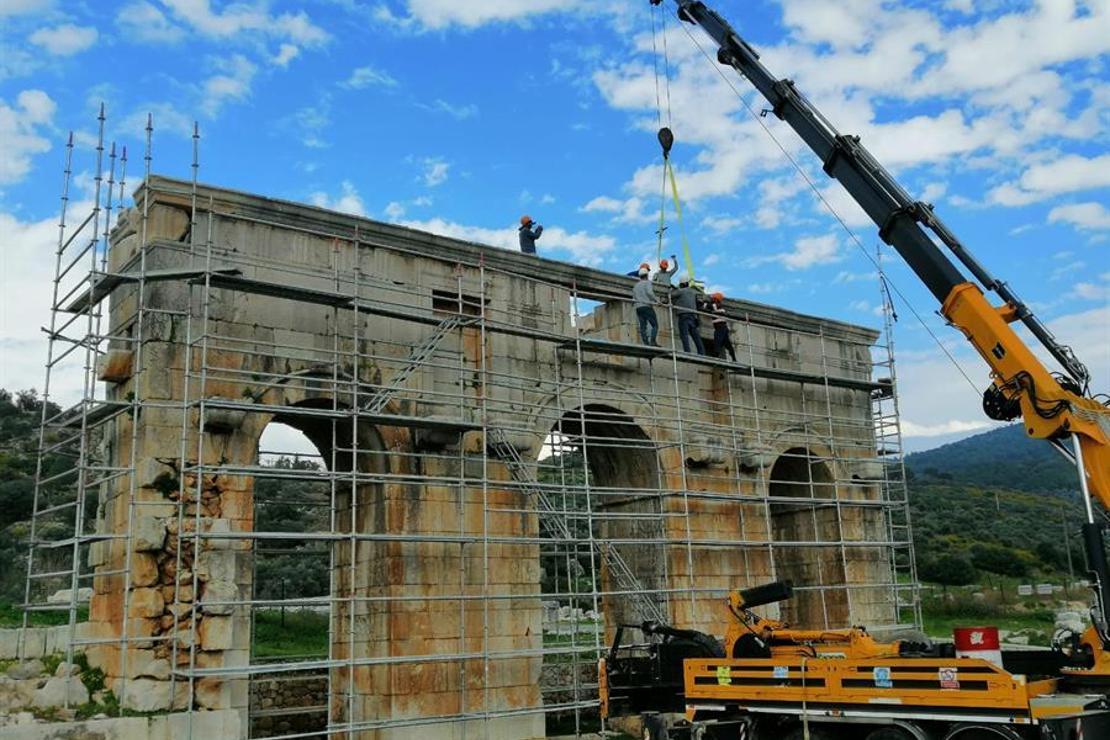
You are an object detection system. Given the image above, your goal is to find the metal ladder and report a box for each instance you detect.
[362,313,475,415]
[871,267,921,629]
[486,428,667,624]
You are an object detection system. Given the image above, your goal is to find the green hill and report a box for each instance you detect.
[905,423,1079,495]
[905,424,1089,584]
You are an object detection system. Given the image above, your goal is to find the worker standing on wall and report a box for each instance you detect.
[671,275,705,355]
[518,215,543,255]
[632,267,660,347]
[654,255,678,289]
[710,292,736,362]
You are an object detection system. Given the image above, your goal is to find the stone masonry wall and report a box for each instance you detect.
[81,175,891,736]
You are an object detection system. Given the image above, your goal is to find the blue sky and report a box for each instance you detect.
[1,0,1107,452]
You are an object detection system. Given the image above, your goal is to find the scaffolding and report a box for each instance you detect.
[22,118,919,738]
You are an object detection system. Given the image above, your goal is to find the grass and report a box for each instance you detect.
[920,592,1057,646]
[0,601,88,628]
[252,609,330,659]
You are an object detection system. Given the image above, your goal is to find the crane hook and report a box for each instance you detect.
[658,127,674,159]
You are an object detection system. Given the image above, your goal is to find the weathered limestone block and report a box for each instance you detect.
[198,616,233,651]
[33,675,88,707]
[133,516,167,551]
[129,587,165,618]
[199,580,236,615]
[131,553,160,587]
[119,677,173,712]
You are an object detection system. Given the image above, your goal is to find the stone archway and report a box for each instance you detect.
[244,398,390,733]
[768,447,849,628]
[549,404,664,628]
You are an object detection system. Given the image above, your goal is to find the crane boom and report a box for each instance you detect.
[671,0,1109,509]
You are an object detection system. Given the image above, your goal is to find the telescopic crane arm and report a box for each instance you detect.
[670,0,1109,510]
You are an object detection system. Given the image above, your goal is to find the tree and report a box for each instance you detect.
[918,553,977,587]
[970,543,1029,577]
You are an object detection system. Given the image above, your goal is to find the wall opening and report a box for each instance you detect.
[543,404,663,629]
[250,420,332,737]
[768,447,849,628]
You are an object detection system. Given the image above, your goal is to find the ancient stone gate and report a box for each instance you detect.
[26,175,915,737]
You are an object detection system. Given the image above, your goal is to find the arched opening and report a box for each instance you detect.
[539,404,663,631]
[246,402,387,736]
[768,448,849,628]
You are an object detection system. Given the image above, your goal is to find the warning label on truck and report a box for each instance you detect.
[716,665,732,685]
[872,667,893,689]
[939,667,959,689]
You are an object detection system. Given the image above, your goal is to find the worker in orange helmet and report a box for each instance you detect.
[653,254,679,289]
[518,215,543,255]
[710,291,736,362]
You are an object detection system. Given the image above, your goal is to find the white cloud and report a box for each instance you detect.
[419,157,449,187]
[383,201,405,220]
[0,0,51,17]
[28,24,98,56]
[421,98,478,119]
[1074,282,1107,302]
[901,419,995,438]
[119,102,193,139]
[117,2,185,43]
[309,180,366,216]
[289,97,331,148]
[272,43,300,67]
[342,65,398,89]
[400,217,617,267]
[834,270,877,284]
[1048,202,1110,232]
[0,202,96,404]
[200,55,257,117]
[989,154,1110,206]
[751,234,841,271]
[582,195,621,213]
[160,0,328,45]
[0,89,56,184]
[398,0,566,29]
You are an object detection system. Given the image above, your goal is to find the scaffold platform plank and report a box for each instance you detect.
[64,267,242,313]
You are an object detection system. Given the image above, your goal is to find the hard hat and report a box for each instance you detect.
[659,259,669,269]
[520,215,532,226]
[711,292,724,302]
[638,268,649,277]
[639,262,650,270]
[680,272,692,284]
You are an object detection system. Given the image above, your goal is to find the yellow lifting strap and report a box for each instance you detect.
[656,126,695,282]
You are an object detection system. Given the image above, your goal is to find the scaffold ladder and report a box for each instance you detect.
[362,313,476,415]
[872,267,921,628]
[486,428,667,624]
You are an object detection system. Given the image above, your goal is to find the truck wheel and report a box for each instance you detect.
[942,724,1027,740]
[781,724,834,740]
[867,725,932,740]
[643,712,669,740]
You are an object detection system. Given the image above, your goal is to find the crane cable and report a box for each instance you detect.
[670,7,982,398]
[649,0,696,282]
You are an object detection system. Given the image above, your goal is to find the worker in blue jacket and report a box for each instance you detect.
[518,215,543,254]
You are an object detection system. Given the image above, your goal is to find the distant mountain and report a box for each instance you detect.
[905,423,1080,496]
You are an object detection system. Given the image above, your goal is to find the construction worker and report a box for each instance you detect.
[654,255,678,289]
[710,292,736,362]
[671,275,705,355]
[518,215,543,255]
[632,267,659,346]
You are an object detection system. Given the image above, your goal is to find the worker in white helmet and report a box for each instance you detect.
[632,266,660,346]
